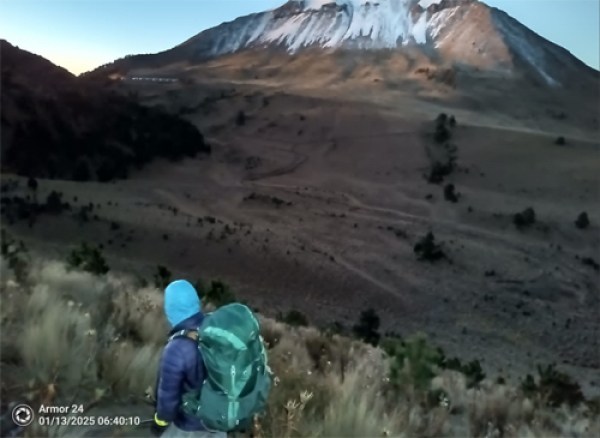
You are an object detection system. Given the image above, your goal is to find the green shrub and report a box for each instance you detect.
[513,207,536,228]
[323,321,345,337]
[443,183,458,203]
[135,276,148,288]
[1,229,30,282]
[236,110,246,126]
[521,364,585,408]
[27,177,38,191]
[461,359,486,388]
[414,232,445,261]
[352,308,380,346]
[439,355,485,388]
[45,190,66,214]
[575,212,590,229]
[193,279,205,298]
[278,309,309,327]
[434,124,450,143]
[67,242,109,276]
[203,280,236,308]
[153,265,172,289]
[386,334,444,391]
[581,257,599,271]
[538,365,585,407]
[436,113,448,125]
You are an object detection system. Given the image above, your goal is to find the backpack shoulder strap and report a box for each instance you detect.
[168,329,198,343]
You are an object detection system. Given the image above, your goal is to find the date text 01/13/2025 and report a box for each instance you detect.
[37,415,141,427]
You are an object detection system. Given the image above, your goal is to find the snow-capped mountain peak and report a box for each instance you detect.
[227,0,436,52]
[113,0,597,89]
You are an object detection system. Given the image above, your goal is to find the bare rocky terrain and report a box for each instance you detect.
[3,56,599,398]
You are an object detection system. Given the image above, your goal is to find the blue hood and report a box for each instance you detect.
[164,280,201,328]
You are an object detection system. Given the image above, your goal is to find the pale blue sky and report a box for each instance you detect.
[1,0,598,75]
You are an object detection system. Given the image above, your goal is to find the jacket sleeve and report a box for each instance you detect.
[156,341,186,423]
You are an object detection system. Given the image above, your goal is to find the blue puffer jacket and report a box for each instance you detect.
[156,311,207,431]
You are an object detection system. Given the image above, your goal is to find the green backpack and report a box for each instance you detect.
[179,303,271,432]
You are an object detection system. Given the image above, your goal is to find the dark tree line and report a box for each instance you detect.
[3,89,210,181]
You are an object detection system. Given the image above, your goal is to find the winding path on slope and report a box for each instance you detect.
[250,180,558,258]
[235,129,418,182]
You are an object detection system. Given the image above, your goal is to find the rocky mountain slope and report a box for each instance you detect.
[1,40,210,181]
[94,0,597,90]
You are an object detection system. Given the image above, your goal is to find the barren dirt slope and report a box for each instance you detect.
[4,79,599,396]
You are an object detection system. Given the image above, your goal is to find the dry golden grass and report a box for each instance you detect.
[2,256,598,438]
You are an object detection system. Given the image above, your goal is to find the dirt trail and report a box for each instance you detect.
[252,180,551,253]
[154,188,208,218]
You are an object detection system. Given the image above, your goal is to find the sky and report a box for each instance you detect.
[1,0,598,75]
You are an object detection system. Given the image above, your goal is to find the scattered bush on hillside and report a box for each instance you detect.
[443,184,459,203]
[27,177,38,193]
[352,308,380,346]
[555,136,566,145]
[301,327,338,372]
[66,242,109,276]
[581,257,599,271]
[1,190,77,225]
[203,280,236,308]
[1,229,30,283]
[448,115,456,127]
[153,265,172,289]
[521,364,584,408]
[434,124,451,144]
[414,232,445,261]
[433,113,452,144]
[575,212,590,229]
[457,360,486,389]
[323,321,345,337]
[192,279,205,298]
[426,143,458,184]
[244,192,292,207]
[135,276,149,289]
[383,334,444,391]
[513,207,536,228]
[74,205,91,225]
[46,190,67,214]
[428,162,450,184]
[278,309,309,327]
[236,110,246,126]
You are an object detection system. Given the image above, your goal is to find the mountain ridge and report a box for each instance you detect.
[90,0,597,91]
[0,40,210,180]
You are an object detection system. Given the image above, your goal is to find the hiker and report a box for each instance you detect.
[152,280,271,438]
[152,280,215,438]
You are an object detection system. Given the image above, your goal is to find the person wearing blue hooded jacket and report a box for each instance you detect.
[151,280,226,438]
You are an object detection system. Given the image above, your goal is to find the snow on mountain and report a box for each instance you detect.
[110,0,597,89]
[201,0,434,53]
